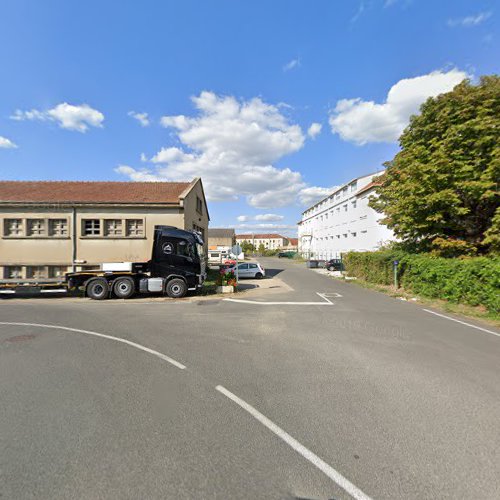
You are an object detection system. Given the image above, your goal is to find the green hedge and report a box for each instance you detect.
[343,251,500,313]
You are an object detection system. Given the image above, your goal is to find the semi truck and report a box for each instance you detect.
[0,226,206,300]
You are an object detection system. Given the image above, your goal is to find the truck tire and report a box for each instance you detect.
[86,278,109,300]
[166,278,187,298]
[113,277,135,299]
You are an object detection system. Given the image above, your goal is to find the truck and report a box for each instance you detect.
[0,226,206,300]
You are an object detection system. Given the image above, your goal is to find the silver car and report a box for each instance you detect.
[231,262,265,279]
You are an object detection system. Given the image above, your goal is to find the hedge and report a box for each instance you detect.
[343,251,500,313]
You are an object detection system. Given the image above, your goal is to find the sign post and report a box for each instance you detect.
[393,260,399,289]
[231,244,242,285]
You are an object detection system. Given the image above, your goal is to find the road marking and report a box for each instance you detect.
[216,385,371,500]
[0,322,186,369]
[224,292,336,306]
[423,309,500,338]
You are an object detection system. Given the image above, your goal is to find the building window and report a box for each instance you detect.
[360,215,368,220]
[4,218,23,237]
[351,182,358,192]
[352,232,357,237]
[82,219,101,236]
[126,219,144,237]
[49,219,68,237]
[343,233,348,238]
[361,230,368,234]
[104,219,123,237]
[196,196,203,214]
[26,266,47,279]
[27,219,46,237]
[4,266,22,279]
[49,266,68,278]
[343,204,348,212]
[351,200,357,209]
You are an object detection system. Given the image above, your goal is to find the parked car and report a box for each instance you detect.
[229,262,265,279]
[278,251,296,258]
[325,259,343,272]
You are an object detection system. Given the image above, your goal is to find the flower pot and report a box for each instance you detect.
[216,285,234,294]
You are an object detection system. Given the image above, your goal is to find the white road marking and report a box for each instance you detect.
[423,309,500,338]
[0,322,186,369]
[216,385,372,500]
[224,292,336,306]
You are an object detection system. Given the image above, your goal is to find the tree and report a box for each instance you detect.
[258,243,266,254]
[240,240,255,253]
[371,76,500,255]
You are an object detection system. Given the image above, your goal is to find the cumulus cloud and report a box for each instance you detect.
[0,136,18,149]
[11,103,104,132]
[236,223,296,230]
[307,122,322,139]
[283,58,300,72]
[238,214,284,222]
[237,215,249,222]
[299,186,339,206]
[117,91,325,208]
[128,111,150,127]
[448,12,492,27]
[329,69,469,144]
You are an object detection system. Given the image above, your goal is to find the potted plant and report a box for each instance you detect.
[216,268,237,293]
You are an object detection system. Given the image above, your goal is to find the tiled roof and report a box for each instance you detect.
[287,238,298,246]
[236,233,285,240]
[0,180,193,204]
[356,180,382,196]
[208,228,235,238]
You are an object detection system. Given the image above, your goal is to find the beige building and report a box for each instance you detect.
[0,178,209,280]
[235,233,290,251]
[208,228,235,250]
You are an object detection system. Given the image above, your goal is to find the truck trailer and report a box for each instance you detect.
[0,226,206,300]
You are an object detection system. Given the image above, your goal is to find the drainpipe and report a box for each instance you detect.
[72,207,77,272]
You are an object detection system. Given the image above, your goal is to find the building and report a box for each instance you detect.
[298,173,395,259]
[207,228,235,250]
[236,233,290,251]
[0,178,209,279]
[284,238,298,251]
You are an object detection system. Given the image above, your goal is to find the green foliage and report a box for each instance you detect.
[343,251,500,313]
[370,75,500,255]
[240,240,255,253]
[258,243,266,254]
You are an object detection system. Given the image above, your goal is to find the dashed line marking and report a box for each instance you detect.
[216,385,372,500]
[0,322,186,369]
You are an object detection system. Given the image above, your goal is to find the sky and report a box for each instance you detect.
[0,0,498,236]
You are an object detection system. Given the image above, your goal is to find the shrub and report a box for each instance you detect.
[343,251,500,313]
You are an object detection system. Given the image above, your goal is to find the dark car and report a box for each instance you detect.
[325,258,343,271]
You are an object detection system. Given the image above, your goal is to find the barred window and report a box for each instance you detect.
[27,219,46,236]
[4,219,23,237]
[49,219,68,237]
[126,219,144,237]
[49,266,68,278]
[26,266,47,279]
[196,196,203,214]
[104,219,123,237]
[83,219,100,236]
[4,266,22,279]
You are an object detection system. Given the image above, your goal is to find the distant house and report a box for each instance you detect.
[236,233,290,250]
[207,228,236,250]
[0,178,209,279]
[284,238,298,251]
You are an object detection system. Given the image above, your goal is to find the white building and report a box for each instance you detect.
[236,233,289,251]
[298,173,395,259]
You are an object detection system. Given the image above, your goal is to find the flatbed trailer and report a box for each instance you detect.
[0,226,207,300]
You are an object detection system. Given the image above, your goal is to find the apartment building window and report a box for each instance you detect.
[4,218,23,237]
[343,204,348,212]
[352,232,357,237]
[27,219,46,237]
[351,182,358,192]
[351,200,357,209]
[49,219,68,237]
[196,196,203,214]
[360,215,368,220]
[336,207,340,214]
[104,219,123,237]
[4,266,22,279]
[126,219,144,237]
[342,187,348,196]
[83,219,101,236]
[49,266,68,278]
[361,230,368,234]
[26,266,47,279]
[343,233,348,238]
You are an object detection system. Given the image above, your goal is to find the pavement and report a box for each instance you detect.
[1,257,499,499]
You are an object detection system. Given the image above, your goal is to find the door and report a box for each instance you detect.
[237,263,250,277]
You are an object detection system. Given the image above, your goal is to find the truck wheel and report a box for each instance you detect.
[86,278,109,300]
[113,277,135,299]
[166,278,187,298]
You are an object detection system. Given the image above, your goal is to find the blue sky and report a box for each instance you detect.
[0,0,498,235]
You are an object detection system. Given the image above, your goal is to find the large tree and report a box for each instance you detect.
[371,75,500,255]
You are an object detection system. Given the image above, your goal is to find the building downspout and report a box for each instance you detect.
[72,207,77,272]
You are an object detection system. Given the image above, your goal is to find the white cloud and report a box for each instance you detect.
[235,223,296,231]
[307,122,322,139]
[283,58,300,72]
[237,215,249,222]
[448,12,492,27]
[298,186,338,206]
[115,165,163,181]
[117,91,325,209]
[0,136,18,149]
[254,214,284,221]
[11,103,104,132]
[329,69,469,144]
[128,111,150,127]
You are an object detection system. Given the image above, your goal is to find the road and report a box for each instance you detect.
[1,258,499,499]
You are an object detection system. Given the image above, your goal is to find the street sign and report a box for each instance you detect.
[231,244,242,256]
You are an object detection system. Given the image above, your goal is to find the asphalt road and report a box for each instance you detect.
[1,258,499,499]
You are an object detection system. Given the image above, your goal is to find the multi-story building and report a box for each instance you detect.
[207,228,236,250]
[0,178,209,279]
[236,233,289,251]
[298,173,395,259]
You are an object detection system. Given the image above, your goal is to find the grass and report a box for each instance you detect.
[335,275,500,327]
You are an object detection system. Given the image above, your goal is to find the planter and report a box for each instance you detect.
[216,285,234,294]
